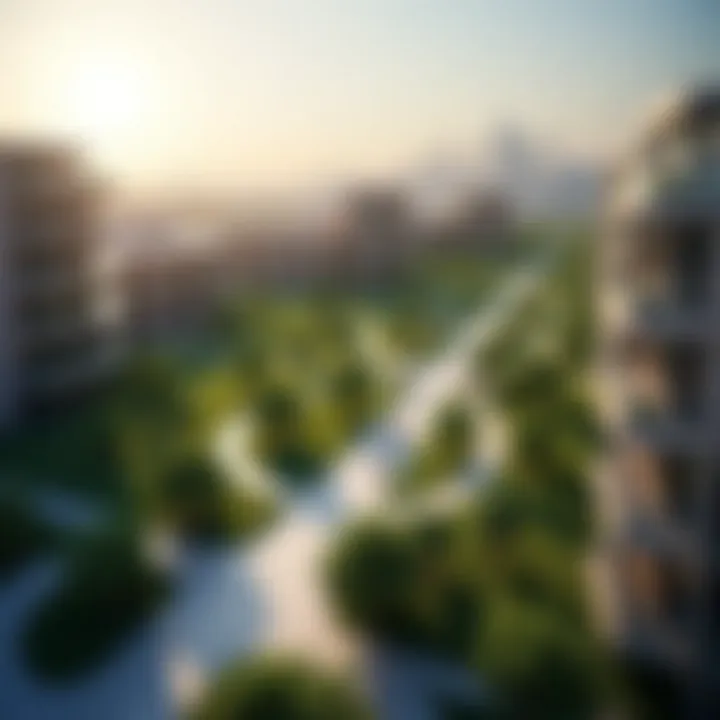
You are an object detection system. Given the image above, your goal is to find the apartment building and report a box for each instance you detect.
[598,88,720,717]
[0,144,122,427]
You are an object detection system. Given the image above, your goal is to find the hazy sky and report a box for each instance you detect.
[0,0,717,191]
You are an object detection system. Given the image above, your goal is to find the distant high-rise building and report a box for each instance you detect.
[437,189,514,253]
[337,187,412,283]
[597,87,720,718]
[0,144,122,426]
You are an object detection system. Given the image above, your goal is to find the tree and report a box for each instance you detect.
[23,530,169,680]
[475,600,606,720]
[189,656,371,720]
[474,477,591,550]
[326,517,480,657]
[159,455,272,541]
[112,356,199,519]
[252,382,321,478]
[326,520,419,642]
[474,518,588,627]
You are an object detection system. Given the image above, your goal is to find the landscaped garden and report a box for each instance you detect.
[325,235,612,720]
[0,238,522,686]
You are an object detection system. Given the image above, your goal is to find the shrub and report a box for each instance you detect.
[252,383,329,481]
[189,656,371,720]
[475,600,606,720]
[159,455,274,542]
[326,517,480,657]
[474,478,592,550]
[326,520,419,641]
[23,531,170,681]
[0,497,51,581]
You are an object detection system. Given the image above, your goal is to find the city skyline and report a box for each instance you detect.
[0,0,718,193]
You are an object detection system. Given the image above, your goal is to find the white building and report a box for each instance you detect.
[597,87,720,717]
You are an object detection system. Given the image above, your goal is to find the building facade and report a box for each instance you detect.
[598,89,720,717]
[0,144,122,427]
[432,189,515,255]
[335,187,413,285]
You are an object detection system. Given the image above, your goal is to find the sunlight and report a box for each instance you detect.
[46,53,153,171]
[67,59,144,136]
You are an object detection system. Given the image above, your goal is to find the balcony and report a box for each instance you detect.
[621,552,697,667]
[629,404,710,454]
[625,337,708,448]
[18,300,97,351]
[642,161,720,222]
[626,451,698,553]
[27,342,120,395]
[625,511,698,560]
[612,148,720,223]
[11,230,95,274]
[632,294,711,340]
[13,265,93,299]
[17,279,122,344]
[623,614,694,668]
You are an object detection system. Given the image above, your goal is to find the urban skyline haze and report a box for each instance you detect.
[0,0,717,192]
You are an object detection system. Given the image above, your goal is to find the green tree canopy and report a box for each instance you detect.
[23,530,169,680]
[159,455,272,541]
[475,600,606,720]
[326,516,481,657]
[326,519,418,641]
[189,656,372,720]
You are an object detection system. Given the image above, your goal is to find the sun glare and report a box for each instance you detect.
[44,53,154,172]
[69,61,143,136]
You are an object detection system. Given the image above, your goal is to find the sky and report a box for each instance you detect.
[0,0,717,193]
